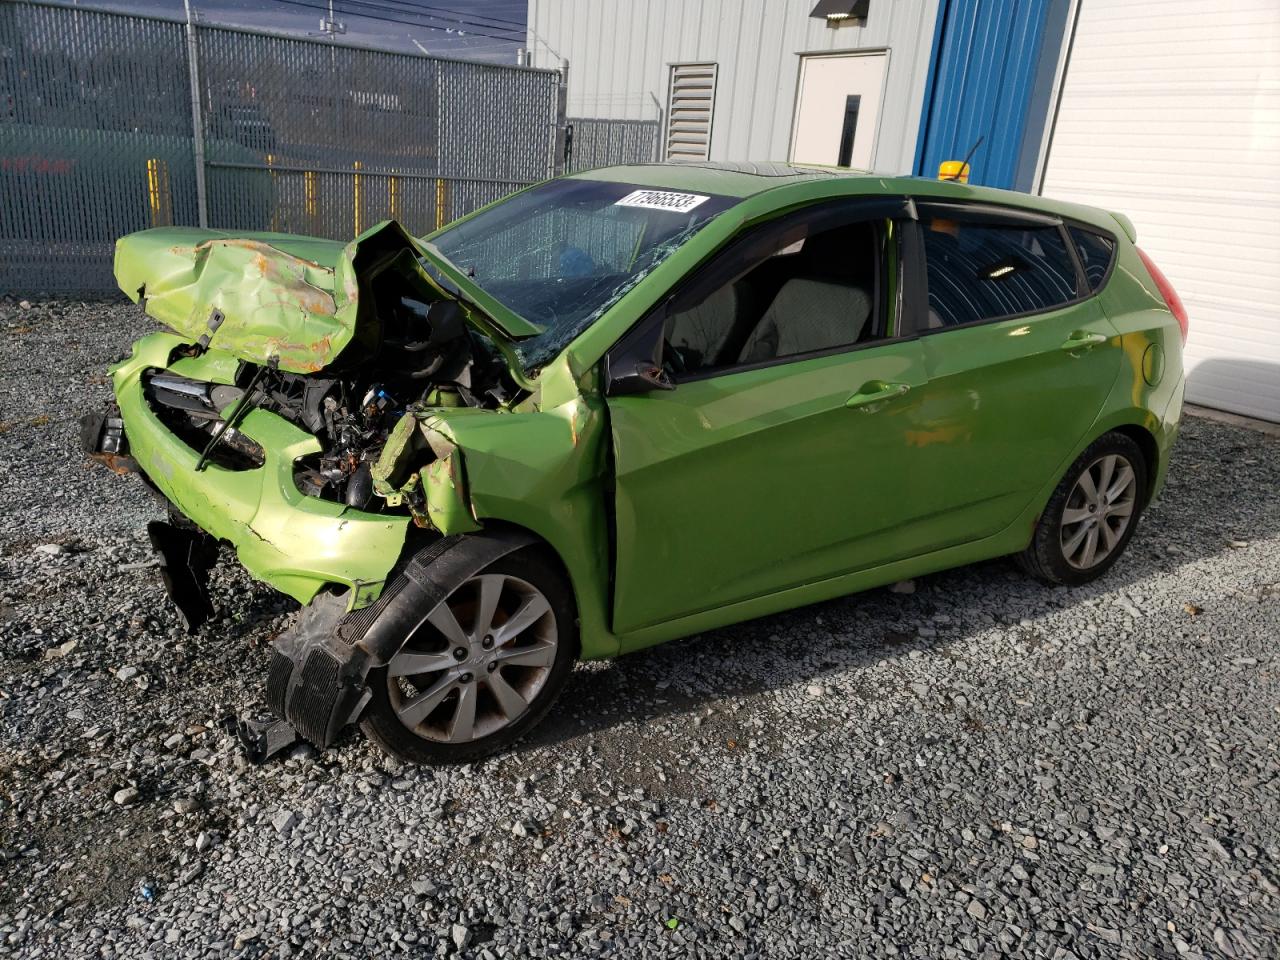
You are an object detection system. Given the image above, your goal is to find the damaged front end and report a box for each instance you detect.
[111,219,532,512]
[92,219,548,756]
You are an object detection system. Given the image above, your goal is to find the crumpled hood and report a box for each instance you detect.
[114,220,449,374]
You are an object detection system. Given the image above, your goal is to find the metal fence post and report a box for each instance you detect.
[552,58,568,177]
[183,0,209,228]
[651,93,664,162]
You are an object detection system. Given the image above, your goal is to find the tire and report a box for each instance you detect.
[1018,431,1149,587]
[360,546,577,764]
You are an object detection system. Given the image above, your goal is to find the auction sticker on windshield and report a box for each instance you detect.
[615,190,709,213]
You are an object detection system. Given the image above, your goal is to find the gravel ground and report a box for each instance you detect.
[1,296,1278,960]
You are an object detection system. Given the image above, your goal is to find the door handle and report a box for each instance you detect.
[845,381,912,410]
[1059,331,1108,353]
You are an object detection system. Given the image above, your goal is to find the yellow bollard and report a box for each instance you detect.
[305,170,317,234]
[145,158,172,227]
[435,177,448,230]
[146,158,160,226]
[354,161,362,236]
[389,175,400,222]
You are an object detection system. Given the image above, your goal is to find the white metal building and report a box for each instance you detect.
[526,0,942,175]
[526,0,1280,422]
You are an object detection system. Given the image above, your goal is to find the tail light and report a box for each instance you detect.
[1135,246,1188,344]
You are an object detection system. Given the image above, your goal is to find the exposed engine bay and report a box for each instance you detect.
[141,293,520,511]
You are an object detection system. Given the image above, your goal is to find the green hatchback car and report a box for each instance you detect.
[86,161,1187,763]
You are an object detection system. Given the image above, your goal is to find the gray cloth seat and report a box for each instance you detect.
[738,278,871,364]
[666,282,739,369]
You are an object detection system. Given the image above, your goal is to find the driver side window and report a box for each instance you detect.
[663,213,888,378]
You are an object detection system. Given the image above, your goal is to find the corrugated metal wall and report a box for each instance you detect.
[527,0,940,174]
[913,0,1071,190]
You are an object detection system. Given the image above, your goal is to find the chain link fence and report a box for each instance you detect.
[566,117,660,173]
[0,1,563,295]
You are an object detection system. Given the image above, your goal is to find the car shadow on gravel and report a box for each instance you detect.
[515,415,1280,757]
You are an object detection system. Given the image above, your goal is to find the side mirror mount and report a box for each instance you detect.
[604,302,675,397]
[608,360,675,396]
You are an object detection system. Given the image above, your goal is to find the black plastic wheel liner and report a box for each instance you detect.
[261,528,539,753]
[146,520,219,632]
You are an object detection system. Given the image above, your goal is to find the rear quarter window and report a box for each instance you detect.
[921,218,1079,328]
[1068,226,1117,291]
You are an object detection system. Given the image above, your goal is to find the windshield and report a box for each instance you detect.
[427,178,739,368]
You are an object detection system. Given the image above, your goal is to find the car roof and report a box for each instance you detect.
[568,161,878,198]
[569,161,1126,237]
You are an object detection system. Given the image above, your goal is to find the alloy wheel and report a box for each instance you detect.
[384,573,558,743]
[1059,453,1138,570]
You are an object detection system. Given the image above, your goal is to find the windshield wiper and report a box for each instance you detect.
[195,357,276,472]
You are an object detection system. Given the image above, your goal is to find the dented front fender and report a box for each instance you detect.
[370,411,481,535]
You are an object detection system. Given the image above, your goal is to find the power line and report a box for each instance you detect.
[265,0,523,45]
[401,38,525,54]
[392,1,528,31]
[334,0,526,39]
[363,0,528,34]
[330,0,529,40]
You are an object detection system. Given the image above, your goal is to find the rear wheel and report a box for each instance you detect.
[360,548,577,764]
[1018,432,1148,586]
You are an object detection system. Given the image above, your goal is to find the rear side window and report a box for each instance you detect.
[921,218,1079,328]
[1069,227,1116,291]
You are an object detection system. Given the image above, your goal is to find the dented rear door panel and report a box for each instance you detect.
[911,299,1123,541]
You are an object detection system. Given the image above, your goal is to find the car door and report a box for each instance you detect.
[901,201,1123,540]
[604,199,939,637]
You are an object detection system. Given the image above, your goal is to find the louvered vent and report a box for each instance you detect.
[665,62,718,162]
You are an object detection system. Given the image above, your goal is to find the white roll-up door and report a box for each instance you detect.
[1039,0,1280,422]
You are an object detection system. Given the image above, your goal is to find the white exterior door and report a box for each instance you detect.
[790,52,888,170]
[1039,0,1280,422]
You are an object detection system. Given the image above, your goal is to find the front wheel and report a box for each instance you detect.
[1018,432,1148,586]
[360,547,577,764]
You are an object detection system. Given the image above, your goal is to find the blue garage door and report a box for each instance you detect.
[914,0,1072,192]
